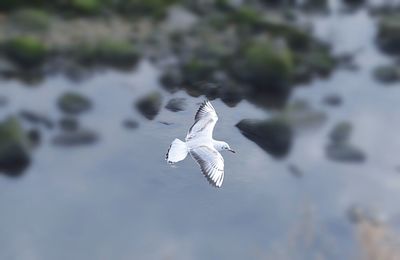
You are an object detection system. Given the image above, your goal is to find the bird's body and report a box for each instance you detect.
[166,100,234,187]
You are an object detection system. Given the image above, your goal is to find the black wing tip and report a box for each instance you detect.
[203,99,212,106]
[208,179,223,188]
[199,99,209,109]
[194,99,215,120]
[165,143,174,164]
[199,99,213,108]
[204,174,220,188]
[165,145,170,160]
[211,180,223,188]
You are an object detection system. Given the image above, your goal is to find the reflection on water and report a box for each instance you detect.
[1,2,400,260]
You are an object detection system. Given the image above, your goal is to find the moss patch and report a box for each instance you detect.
[0,117,31,176]
[1,36,48,68]
[235,39,294,94]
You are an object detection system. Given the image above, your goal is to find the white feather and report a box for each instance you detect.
[166,138,188,164]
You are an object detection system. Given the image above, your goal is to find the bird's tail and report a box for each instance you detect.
[166,138,188,164]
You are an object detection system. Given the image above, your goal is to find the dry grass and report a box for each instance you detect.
[257,202,400,260]
[356,218,400,260]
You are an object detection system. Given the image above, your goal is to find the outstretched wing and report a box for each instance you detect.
[186,100,218,141]
[190,145,224,188]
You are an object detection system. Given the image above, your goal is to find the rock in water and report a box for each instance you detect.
[3,36,48,68]
[326,143,366,163]
[57,92,92,115]
[0,117,31,176]
[165,98,186,112]
[325,121,366,163]
[236,118,292,158]
[329,121,352,144]
[58,117,79,131]
[123,119,139,130]
[343,0,365,8]
[377,15,400,55]
[52,129,98,147]
[135,92,162,120]
[322,94,342,106]
[19,109,54,129]
[373,65,400,84]
[27,129,41,148]
[233,40,294,97]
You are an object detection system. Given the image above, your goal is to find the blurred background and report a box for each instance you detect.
[0,0,400,259]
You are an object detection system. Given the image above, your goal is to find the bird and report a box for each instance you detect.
[166,100,235,188]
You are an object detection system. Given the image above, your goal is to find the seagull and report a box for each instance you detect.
[166,100,235,188]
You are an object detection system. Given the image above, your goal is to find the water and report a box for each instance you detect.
[1,5,400,260]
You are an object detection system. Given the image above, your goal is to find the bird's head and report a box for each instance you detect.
[221,142,235,153]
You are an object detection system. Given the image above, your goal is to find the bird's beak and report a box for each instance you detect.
[229,149,236,153]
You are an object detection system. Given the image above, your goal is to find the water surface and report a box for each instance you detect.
[1,4,400,260]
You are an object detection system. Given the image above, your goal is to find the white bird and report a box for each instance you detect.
[166,100,235,188]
